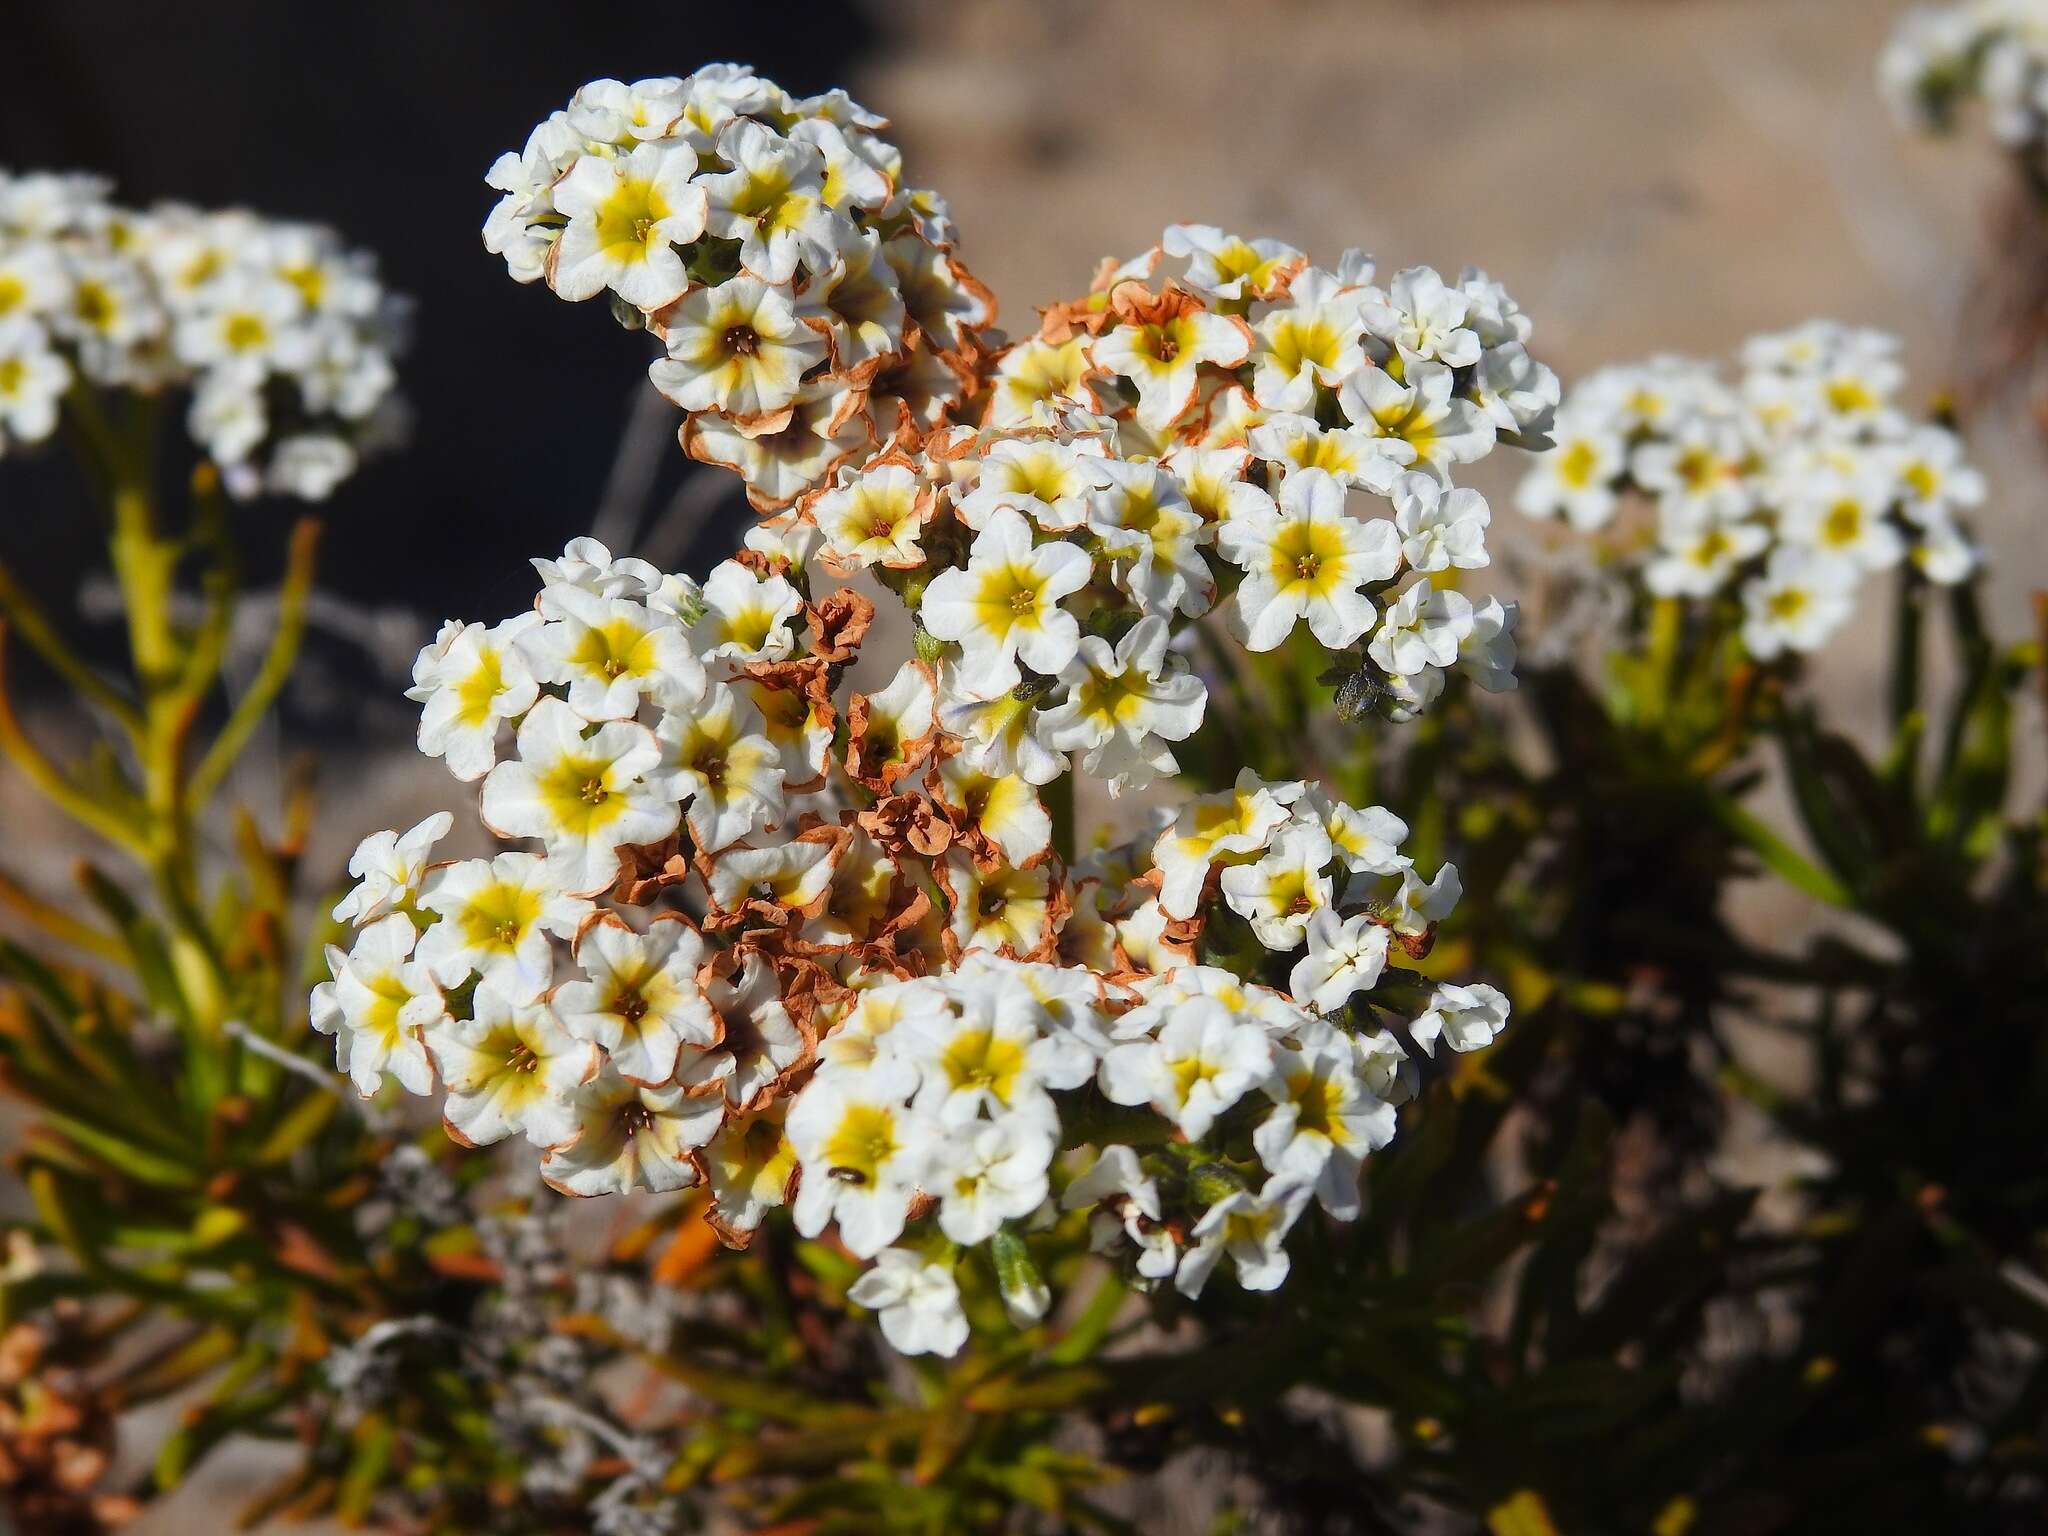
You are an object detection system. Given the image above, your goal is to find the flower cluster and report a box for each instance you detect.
[317,66,1543,1354]
[0,169,406,498]
[1516,322,1981,660]
[483,66,993,513]
[307,487,1507,1351]
[1882,0,2048,170]
[314,503,1510,1349]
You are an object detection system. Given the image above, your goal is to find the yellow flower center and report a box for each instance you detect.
[823,1102,899,1184]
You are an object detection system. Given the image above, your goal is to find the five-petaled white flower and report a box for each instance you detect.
[480,698,675,896]
[549,140,705,309]
[846,1249,969,1357]
[919,506,1092,699]
[552,915,718,1086]
[425,982,596,1149]
[648,274,826,420]
[1220,467,1399,652]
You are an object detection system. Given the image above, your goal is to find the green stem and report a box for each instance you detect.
[190,517,321,806]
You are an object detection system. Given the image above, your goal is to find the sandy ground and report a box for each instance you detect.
[8,1,2043,1529]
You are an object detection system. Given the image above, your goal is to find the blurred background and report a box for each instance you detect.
[2,0,2044,1526]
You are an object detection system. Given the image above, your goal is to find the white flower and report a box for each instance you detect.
[1386,862,1462,938]
[1631,417,1750,525]
[408,615,541,782]
[1092,299,1250,432]
[957,436,1102,533]
[532,536,660,602]
[702,1105,799,1239]
[938,673,1068,786]
[940,854,1055,958]
[1174,1178,1313,1298]
[1368,580,1474,677]
[1255,1033,1396,1218]
[1039,616,1206,796]
[986,335,1096,426]
[812,459,932,569]
[1362,266,1479,368]
[415,851,590,1003]
[1163,224,1304,301]
[523,586,704,722]
[553,915,717,1086]
[919,506,1092,699]
[1085,459,1214,618]
[934,756,1052,868]
[700,118,845,285]
[1644,517,1770,599]
[800,225,906,372]
[549,140,705,308]
[1100,996,1274,1141]
[1219,822,1335,950]
[685,951,810,1109]
[1288,908,1392,1014]
[651,682,786,852]
[480,698,675,896]
[1220,467,1399,651]
[788,1076,938,1258]
[1247,268,1366,410]
[541,1070,725,1196]
[1780,469,1907,572]
[1151,772,1296,920]
[332,811,453,926]
[0,318,69,446]
[566,75,688,142]
[1888,423,1986,522]
[1391,472,1491,573]
[424,983,596,1148]
[847,1249,969,1357]
[311,913,442,1098]
[647,275,825,420]
[906,988,1076,1131]
[687,559,803,666]
[1458,596,1520,693]
[1338,360,1495,481]
[1738,547,1858,659]
[264,434,356,500]
[1515,414,1625,530]
[1409,982,1511,1056]
[926,1119,1055,1244]
[1468,341,1560,442]
[1297,788,1410,876]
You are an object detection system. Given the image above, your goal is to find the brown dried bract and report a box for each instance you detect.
[804,586,875,665]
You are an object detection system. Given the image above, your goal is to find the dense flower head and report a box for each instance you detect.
[1515,321,1982,661]
[483,65,993,514]
[316,65,1558,1353]
[0,169,406,498]
[1882,0,2048,165]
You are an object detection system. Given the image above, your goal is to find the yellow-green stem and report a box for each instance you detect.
[98,409,232,1045]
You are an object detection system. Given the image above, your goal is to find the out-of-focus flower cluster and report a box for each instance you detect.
[483,65,992,514]
[1882,0,2048,169]
[1516,322,1981,660]
[0,169,405,499]
[311,65,1548,1355]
